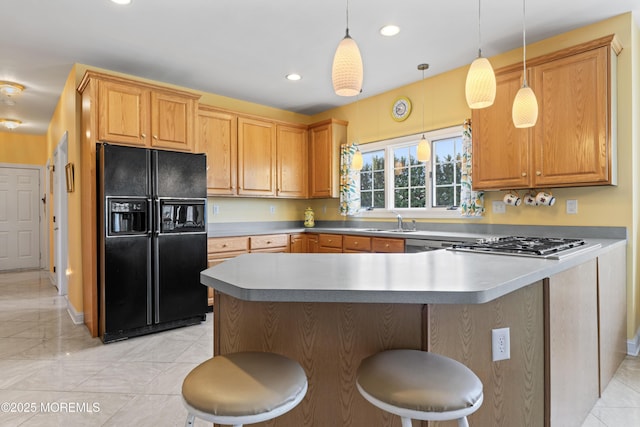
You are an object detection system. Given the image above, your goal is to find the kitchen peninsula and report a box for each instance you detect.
[201,238,626,427]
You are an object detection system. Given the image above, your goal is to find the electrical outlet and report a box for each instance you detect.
[269,205,276,214]
[322,205,327,214]
[213,205,219,215]
[492,327,511,361]
[566,199,578,214]
[492,201,506,214]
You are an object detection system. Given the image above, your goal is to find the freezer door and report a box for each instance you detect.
[154,233,207,324]
[102,235,152,335]
[99,143,150,197]
[153,150,206,199]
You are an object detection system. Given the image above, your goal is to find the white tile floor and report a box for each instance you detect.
[0,269,638,426]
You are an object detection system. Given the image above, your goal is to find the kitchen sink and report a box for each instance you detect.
[386,229,418,233]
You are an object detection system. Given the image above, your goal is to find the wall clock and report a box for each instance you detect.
[391,97,412,122]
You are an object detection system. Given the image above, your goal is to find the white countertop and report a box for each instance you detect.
[200,238,625,305]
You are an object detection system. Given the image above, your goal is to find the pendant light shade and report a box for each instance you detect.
[332,32,363,96]
[512,0,538,128]
[417,136,431,162]
[512,85,538,128]
[465,57,496,108]
[351,147,363,170]
[332,0,363,96]
[465,0,496,109]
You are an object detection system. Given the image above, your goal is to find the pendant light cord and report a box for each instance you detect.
[345,0,350,34]
[477,0,482,58]
[422,68,425,134]
[522,0,528,86]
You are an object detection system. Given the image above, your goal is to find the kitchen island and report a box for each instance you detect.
[201,239,626,427]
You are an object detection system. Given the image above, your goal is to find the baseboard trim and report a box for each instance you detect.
[627,327,640,356]
[66,296,84,325]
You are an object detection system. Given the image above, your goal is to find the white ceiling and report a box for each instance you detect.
[0,0,637,135]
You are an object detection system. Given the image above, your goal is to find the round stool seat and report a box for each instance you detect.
[182,352,307,425]
[357,349,483,425]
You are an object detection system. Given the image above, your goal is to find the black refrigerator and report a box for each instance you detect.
[97,143,207,343]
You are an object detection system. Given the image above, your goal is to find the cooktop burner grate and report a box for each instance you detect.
[451,236,586,256]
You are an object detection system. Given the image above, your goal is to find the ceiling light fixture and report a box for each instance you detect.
[332,0,363,97]
[286,73,302,81]
[512,0,538,128]
[465,0,496,109]
[0,81,25,97]
[0,119,22,130]
[379,25,400,37]
[417,63,431,162]
[110,0,132,5]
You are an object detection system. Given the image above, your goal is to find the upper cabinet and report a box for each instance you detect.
[197,106,309,198]
[308,119,348,198]
[196,107,238,195]
[472,35,621,190]
[276,124,308,198]
[237,117,277,196]
[81,71,198,152]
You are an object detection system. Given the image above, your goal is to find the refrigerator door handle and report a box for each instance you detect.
[153,235,160,324]
[146,235,153,325]
[155,199,161,236]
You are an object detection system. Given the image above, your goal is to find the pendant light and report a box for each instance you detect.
[512,0,538,128]
[465,0,496,109]
[332,0,363,96]
[417,64,431,162]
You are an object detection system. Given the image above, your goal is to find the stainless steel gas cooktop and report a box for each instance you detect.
[448,236,600,259]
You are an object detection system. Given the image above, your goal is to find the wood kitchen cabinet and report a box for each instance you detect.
[276,124,308,198]
[250,234,289,253]
[196,107,238,195]
[290,233,311,253]
[308,119,348,198]
[207,236,250,306]
[318,233,343,253]
[87,71,198,152]
[343,235,372,253]
[238,116,277,196]
[372,237,405,253]
[472,35,621,190]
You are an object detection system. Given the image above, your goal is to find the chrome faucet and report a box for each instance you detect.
[392,211,403,230]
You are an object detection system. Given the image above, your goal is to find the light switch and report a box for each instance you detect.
[566,199,578,214]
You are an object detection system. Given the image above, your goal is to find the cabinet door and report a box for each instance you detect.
[309,124,333,197]
[472,69,531,190]
[290,234,308,253]
[197,109,238,195]
[307,234,319,253]
[238,117,277,196]
[372,237,405,253]
[98,80,150,146]
[277,125,308,198]
[150,90,195,151]
[532,46,609,186]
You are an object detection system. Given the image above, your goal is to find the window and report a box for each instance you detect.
[356,126,463,216]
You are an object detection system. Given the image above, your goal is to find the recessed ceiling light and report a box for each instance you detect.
[286,74,302,81]
[380,25,400,37]
[110,0,132,5]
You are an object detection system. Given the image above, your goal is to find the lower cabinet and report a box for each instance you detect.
[250,234,289,253]
[318,234,343,253]
[372,237,405,253]
[207,236,250,307]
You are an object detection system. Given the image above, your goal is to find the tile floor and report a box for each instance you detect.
[0,269,638,426]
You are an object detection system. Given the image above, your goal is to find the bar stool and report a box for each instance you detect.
[182,351,308,427]
[356,349,483,427]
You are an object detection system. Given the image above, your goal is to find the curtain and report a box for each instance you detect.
[339,143,361,216]
[459,119,485,216]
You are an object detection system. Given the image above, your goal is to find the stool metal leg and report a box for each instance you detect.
[401,417,413,427]
[457,416,469,427]
[185,413,195,427]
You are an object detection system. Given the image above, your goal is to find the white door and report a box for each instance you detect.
[0,167,41,270]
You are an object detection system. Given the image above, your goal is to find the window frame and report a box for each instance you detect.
[355,125,467,219]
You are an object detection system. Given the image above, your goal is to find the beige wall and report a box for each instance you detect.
[0,131,47,165]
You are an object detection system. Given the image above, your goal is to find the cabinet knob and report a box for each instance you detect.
[385,244,390,248]
[354,242,359,245]
[521,172,527,177]
[153,135,158,140]
[141,133,146,138]
[536,171,542,176]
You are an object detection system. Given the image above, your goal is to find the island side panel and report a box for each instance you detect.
[545,260,599,427]
[597,245,627,394]
[427,281,545,427]
[214,292,425,427]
